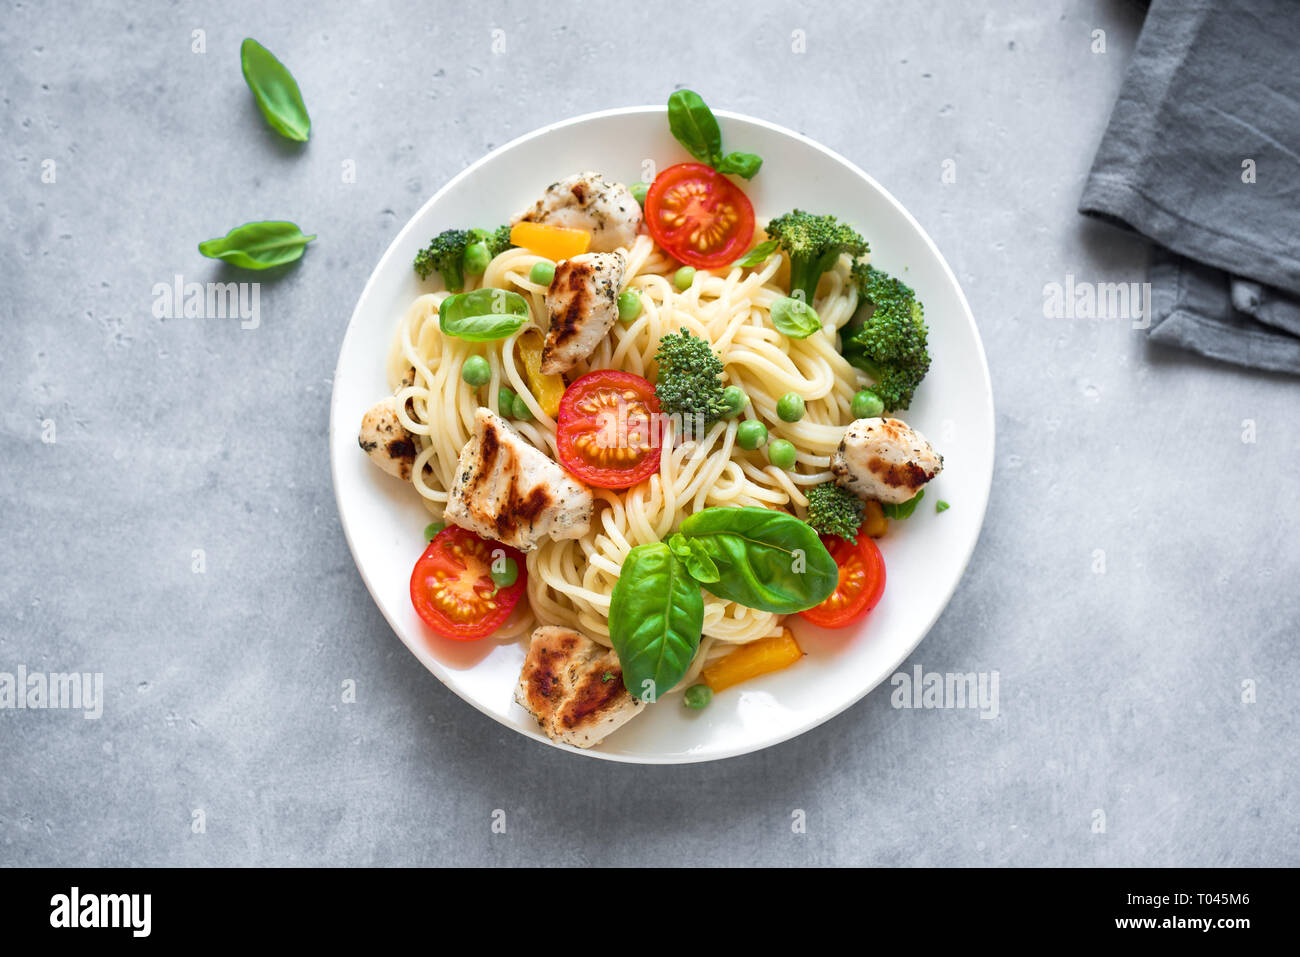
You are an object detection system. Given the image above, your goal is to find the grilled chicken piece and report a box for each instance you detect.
[541,252,625,375]
[831,416,943,504]
[515,626,644,748]
[358,396,419,481]
[445,408,592,550]
[513,172,642,253]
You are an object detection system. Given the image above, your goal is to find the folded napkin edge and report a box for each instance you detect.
[1080,173,1300,298]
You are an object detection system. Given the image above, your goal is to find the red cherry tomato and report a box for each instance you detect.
[410,526,526,640]
[644,163,756,269]
[798,534,886,628]
[556,370,664,489]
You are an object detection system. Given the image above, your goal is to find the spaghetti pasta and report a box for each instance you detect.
[385,233,869,678]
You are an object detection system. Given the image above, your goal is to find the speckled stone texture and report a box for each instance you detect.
[2,0,1296,867]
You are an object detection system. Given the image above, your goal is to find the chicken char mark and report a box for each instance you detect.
[550,259,599,349]
[467,418,555,539]
[865,454,930,492]
[386,436,416,462]
[560,666,629,729]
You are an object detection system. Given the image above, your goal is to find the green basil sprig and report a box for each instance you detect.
[198,220,315,269]
[666,90,763,180]
[438,288,530,341]
[716,152,763,179]
[608,508,836,701]
[882,490,925,519]
[770,296,822,339]
[609,543,705,701]
[732,239,779,269]
[667,90,723,166]
[241,38,311,141]
[668,532,720,583]
[678,507,837,613]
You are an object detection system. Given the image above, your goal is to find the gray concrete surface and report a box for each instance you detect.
[2,0,1297,867]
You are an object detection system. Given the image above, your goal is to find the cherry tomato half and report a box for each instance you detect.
[556,370,664,489]
[798,534,886,628]
[644,163,756,269]
[410,525,527,640]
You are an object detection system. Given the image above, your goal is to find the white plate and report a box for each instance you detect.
[329,107,994,764]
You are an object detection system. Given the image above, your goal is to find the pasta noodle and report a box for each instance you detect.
[386,233,868,678]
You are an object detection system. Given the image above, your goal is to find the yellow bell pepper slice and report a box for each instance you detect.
[862,499,888,538]
[516,330,565,419]
[701,629,804,693]
[510,222,591,261]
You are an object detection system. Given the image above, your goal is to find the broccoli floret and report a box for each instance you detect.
[653,330,729,422]
[805,482,865,542]
[843,263,931,412]
[413,225,514,291]
[765,210,869,305]
[473,224,514,258]
[413,228,472,291]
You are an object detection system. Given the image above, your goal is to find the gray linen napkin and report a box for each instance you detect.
[1079,0,1300,374]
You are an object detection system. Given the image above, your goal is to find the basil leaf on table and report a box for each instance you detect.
[882,490,925,519]
[438,288,530,341]
[609,543,704,702]
[197,220,315,269]
[732,239,779,268]
[240,38,311,142]
[678,507,837,613]
[770,296,822,339]
[667,89,723,166]
[716,151,763,180]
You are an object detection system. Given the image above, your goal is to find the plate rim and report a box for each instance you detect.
[328,105,996,765]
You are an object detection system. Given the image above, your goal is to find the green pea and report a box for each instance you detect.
[736,419,768,450]
[463,241,491,275]
[776,392,805,422]
[498,387,518,415]
[490,555,519,590]
[423,522,445,542]
[461,355,491,387]
[767,439,797,470]
[630,181,649,206]
[512,392,533,421]
[720,386,747,418]
[684,684,713,710]
[851,389,885,419]
[674,266,696,291]
[528,260,555,286]
[617,288,642,323]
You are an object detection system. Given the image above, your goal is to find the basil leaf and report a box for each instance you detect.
[240,38,311,142]
[716,151,763,180]
[198,220,315,269]
[668,533,720,584]
[684,543,720,584]
[732,239,779,268]
[882,490,925,519]
[667,89,723,166]
[438,288,530,341]
[679,507,837,613]
[770,296,822,339]
[609,543,704,702]
[667,533,692,560]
